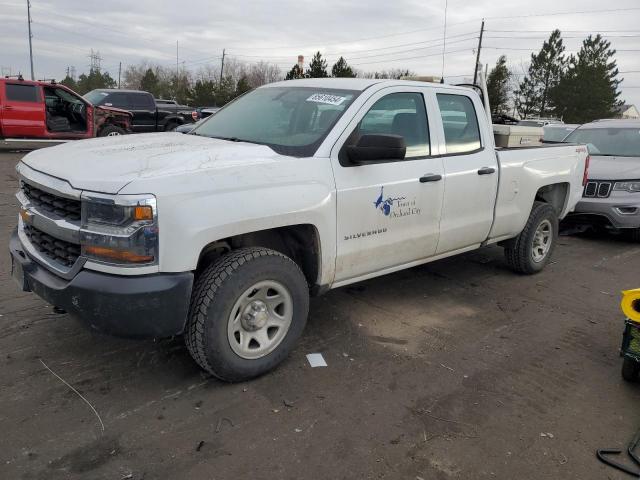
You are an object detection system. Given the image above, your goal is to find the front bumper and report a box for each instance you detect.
[10,228,193,338]
[570,194,640,229]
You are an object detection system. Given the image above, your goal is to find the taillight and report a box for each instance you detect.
[191,111,198,121]
[582,154,590,187]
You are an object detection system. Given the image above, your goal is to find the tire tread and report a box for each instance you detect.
[185,247,303,380]
[504,201,557,274]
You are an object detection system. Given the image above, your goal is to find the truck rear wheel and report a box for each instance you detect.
[164,121,179,132]
[185,247,309,382]
[504,201,558,274]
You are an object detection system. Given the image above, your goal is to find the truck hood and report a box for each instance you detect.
[587,155,640,180]
[20,133,287,194]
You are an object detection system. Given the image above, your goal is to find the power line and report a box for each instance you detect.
[487,29,640,34]
[484,34,640,40]
[223,32,478,60]
[225,36,478,63]
[484,46,640,52]
[350,47,473,67]
[485,6,640,20]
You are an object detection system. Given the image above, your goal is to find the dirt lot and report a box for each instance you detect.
[1,151,640,480]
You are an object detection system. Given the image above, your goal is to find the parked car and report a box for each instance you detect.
[543,124,580,143]
[176,118,204,134]
[0,77,132,149]
[194,106,220,120]
[84,89,195,132]
[10,78,589,381]
[563,120,640,240]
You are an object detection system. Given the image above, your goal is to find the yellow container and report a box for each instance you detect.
[621,288,640,323]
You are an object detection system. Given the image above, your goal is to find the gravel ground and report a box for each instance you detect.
[1,151,639,480]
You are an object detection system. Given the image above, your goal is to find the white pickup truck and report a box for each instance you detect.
[10,78,589,381]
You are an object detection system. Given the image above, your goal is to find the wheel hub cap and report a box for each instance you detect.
[532,219,552,263]
[227,280,293,360]
[241,300,268,331]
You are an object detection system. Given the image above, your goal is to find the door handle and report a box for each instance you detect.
[419,173,442,183]
[4,106,14,110]
[477,167,496,175]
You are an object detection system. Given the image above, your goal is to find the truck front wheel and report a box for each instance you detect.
[98,125,126,137]
[185,247,309,382]
[504,201,558,274]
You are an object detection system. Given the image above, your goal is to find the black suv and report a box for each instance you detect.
[84,89,195,133]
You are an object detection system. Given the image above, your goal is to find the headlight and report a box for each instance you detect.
[613,181,640,193]
[80,193,158,265]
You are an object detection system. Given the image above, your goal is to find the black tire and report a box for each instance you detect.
[164,121,179,132]
[185,247,309,382]
[622,357,640,382]
[630,229,640,242]
[504,201,559,274]
[98,125,126,137]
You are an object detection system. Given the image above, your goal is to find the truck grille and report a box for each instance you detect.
[23,224,80,267]
[21,182,81,221]
[583,181,612,199]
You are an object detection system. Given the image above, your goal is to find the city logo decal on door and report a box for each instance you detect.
[373,186,421,218]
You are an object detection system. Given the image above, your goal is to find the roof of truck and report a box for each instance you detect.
[263,77,467,92]
[88,88,152,94]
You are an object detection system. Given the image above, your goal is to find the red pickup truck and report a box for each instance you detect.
[0,77,132,149]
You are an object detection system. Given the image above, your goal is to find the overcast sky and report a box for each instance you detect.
[1,0,639,109]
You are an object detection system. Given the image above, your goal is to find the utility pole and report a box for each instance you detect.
[176,40,179,79]
[219,49,226,85]
[473,19,485,86]
[26,0,34,80]
[118,62,121,88]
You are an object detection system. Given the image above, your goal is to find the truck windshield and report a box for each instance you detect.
[84,90,109,105]
[192,86,359,156]
[564,127,640,157]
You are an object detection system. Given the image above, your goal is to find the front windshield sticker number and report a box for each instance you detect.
[306,93,347,106]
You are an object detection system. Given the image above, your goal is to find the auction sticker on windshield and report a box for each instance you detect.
[306,93,347,105]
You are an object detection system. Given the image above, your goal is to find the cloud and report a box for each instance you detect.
[1,0,638,106]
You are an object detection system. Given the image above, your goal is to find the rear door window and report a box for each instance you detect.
[6,83,39,102]
[131,93,155,109]
[437,93,482,154]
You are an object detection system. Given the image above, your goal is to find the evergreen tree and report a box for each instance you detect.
[331,57,355,78]
[514,77,538,119]
[285,64,305,80]
[306,51,328,78]
[75,68,116,94]
[486,55,512,115]
[235,75,252,96]
[140,68,160,96]
[60,75,77,91]
[551,34,622,123]
[191,79,216,106]
[170,72,191,105]
[213,75,237,106]
[515,30,566,118]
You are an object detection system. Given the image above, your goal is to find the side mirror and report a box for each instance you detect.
[346,134,406,163]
